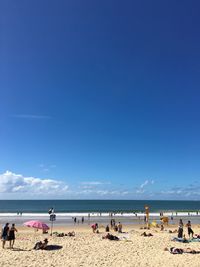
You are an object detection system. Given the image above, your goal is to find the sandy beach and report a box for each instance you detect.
[1,223,200,267]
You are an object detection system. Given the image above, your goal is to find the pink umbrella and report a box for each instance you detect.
[24,220,49,230]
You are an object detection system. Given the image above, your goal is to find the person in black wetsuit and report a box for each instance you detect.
[8,223,18,248]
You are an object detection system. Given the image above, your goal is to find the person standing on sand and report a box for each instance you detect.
[110,219,113,229]
[118,222,122,233]
[105,225,110,232]
[1,223,9,249]
[186,220,194,238]
[82,217,84,224]
[178,219,183,238]
[8,223,18,248]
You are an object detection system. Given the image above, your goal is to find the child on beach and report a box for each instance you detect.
[105,225,110,232]
[91,223,98,233]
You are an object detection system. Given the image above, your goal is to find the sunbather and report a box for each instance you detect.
[33,238,48,250]
[67,231,75,237]
[169,229,178,234]
[102,233,119,241]
[194,234,200,239]
[172,235,189,243]
[141,232,153,237]
[165,247,200,254]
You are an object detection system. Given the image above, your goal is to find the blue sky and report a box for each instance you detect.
[1,0,200,199]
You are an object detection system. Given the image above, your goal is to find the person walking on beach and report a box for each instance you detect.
[74,217,77,224]
[81,217,84,224]
[186,220,194,238]
[1,223,9,249]
[8,223,18,249]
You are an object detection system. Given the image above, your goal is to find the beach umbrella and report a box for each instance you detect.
[23,220,49,230]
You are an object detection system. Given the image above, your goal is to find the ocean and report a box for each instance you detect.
[0,199,200,213]
[1,200,200,226]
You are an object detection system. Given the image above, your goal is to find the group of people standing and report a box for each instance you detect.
[110,219,123,233]
[1,223,18,249]
[178,219,194,238]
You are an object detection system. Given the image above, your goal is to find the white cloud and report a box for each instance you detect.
[160,184,200,199]
[136,179,155,194]
[140,180,149,189]
[140,179,154,189]
[0,171,68,196]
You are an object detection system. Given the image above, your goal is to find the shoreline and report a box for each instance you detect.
[0,210,199,216]
[1,213,200,227]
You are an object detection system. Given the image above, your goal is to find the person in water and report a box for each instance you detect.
[8,223,18,248]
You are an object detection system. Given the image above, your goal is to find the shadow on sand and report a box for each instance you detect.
[11,248,31,251]
[45,245,63,251]
[11,245,62,251]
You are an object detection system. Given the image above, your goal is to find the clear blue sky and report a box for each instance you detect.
[1,0,200,199]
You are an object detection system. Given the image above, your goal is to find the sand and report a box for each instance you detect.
[1,224,200,267]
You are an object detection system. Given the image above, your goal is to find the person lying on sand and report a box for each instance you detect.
[54,232,65,237]
[193,234,200,239]
[102,233,119,241]
[53,231,75,237]
[67,231,75,237]
[33,238,48,250]
[141,232,153,237]
[172,235,189,243]
[164,247,200,254]
[140,226,150,230]
[169,229,178,234]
